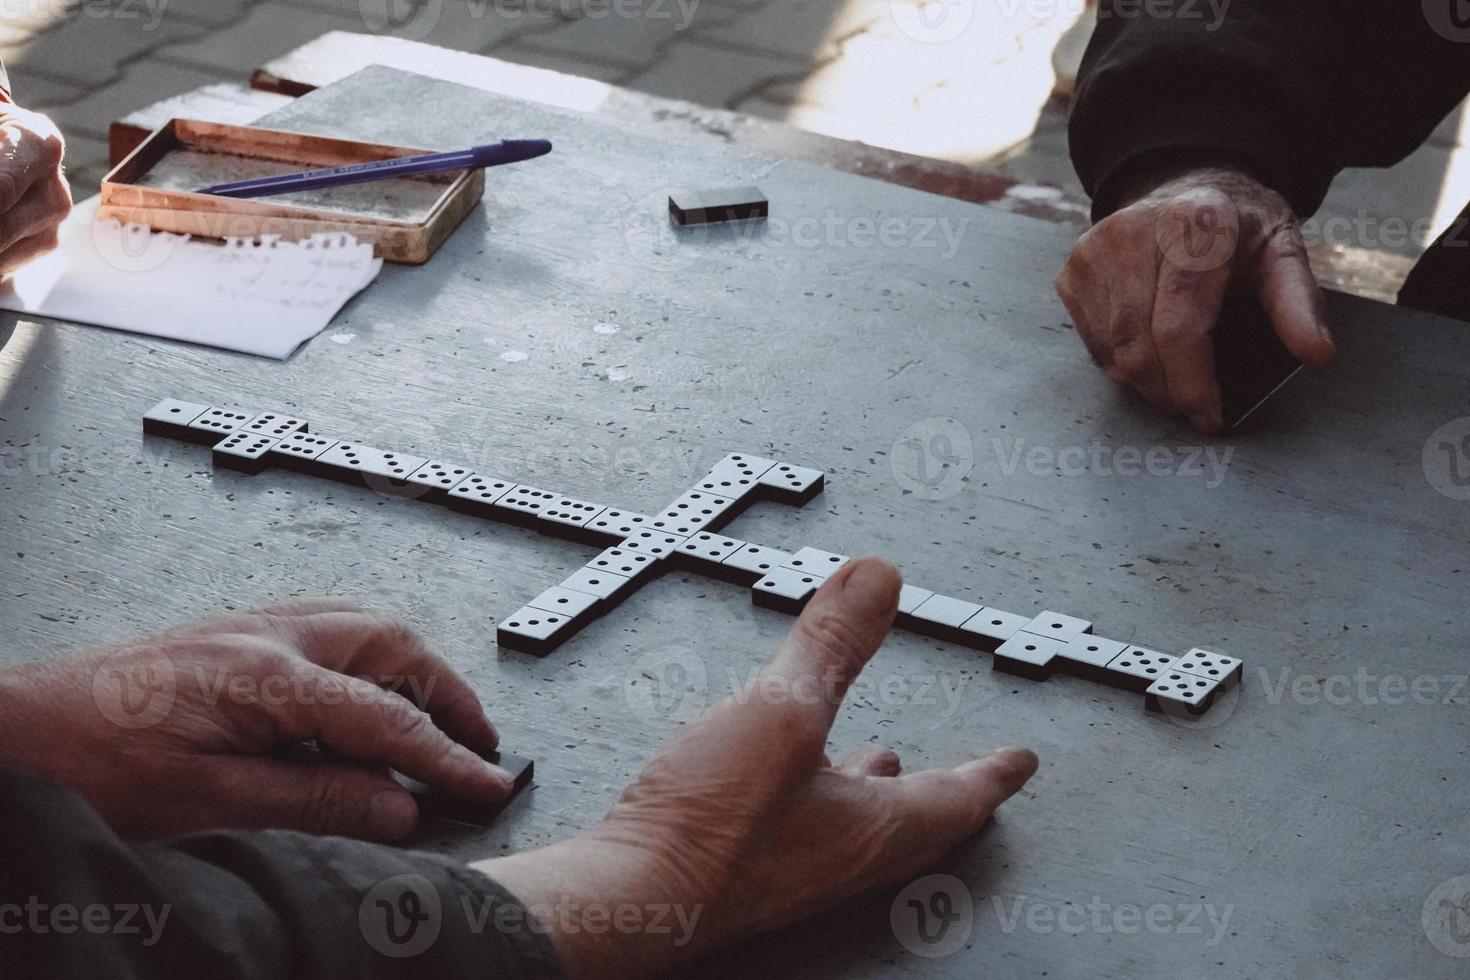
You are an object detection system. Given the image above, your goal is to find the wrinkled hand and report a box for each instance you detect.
[0,104,71,274]
[479,559,1038,977]
[1055,166,1336,433]
[0,600,512,841]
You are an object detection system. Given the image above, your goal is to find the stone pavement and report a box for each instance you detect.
[2,0,1467,301]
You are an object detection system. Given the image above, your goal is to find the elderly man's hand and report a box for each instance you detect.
[478,558,1038,977]
[0,104,70,274]
[1055,166,1337,433]
[0,600,513,840]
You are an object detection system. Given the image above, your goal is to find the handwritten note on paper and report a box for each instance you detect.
[0,196,383,359]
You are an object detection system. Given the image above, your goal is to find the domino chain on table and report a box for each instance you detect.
[144,397,1245,718]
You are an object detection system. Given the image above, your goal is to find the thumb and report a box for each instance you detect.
[764,557,902,735]
[1254,223,1336,366]
[650,558,901,799]
[206,757,420,841]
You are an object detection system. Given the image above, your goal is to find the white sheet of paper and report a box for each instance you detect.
[0,196,383,359]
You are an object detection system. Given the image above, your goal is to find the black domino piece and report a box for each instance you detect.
[396,749,535,827]
[184,407,256,445]
[491,750,535,792]
[268,432,339,476]
[447,475,518,518]
[993,632,1065,682]
[668,185,768,226]
[1215,284,1301,429]
[143,398,209,439]
[752,567,825,615]
[212,431,280,475]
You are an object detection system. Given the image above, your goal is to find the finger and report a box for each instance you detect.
[0,118,62,214]
[0,173,69,253]
[1071,215,1173,408]
[0,228,61,276]
[888,746,1038,844]
[266,663,512,805]
[1254,224,1336,367]
[764,558,902,738]
[1149,262,1230,432]
[153,609,501,755]
[1134,193,1236,417]
[275,611,498,753]
[204,755,420,841]
[1099,266,1174,412]
[253,598,365,618]
[838,745,901,777]
[664,559,902,796]
[159,599,363,632]
[1056,257,1111,370]
[148,599,365,642]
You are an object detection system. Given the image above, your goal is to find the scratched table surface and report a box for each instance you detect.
[4,65,1470,978]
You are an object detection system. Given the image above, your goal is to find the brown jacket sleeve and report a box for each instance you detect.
[1,770,563,980]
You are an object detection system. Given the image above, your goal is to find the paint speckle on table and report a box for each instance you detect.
[500,350,529,363]
[330,332,355,344]
[593,322,620,335]
[606,365,630,381]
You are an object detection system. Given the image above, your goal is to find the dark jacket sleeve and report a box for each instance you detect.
[0,771,563,980]
[1069,0,1470,219]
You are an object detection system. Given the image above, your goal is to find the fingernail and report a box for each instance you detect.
[838,557,900,600]
[1190,412,1223,435]
[369,790,416,838]
[988,746,1041,786]
[484,761,515,793]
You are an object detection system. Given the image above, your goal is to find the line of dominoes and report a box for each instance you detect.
[144,398,1244,716]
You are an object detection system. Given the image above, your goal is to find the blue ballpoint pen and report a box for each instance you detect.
[197,139,553,199]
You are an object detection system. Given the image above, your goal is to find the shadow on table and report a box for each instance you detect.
[0,314,62,431]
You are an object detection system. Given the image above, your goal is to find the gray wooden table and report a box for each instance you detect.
[4,65,1469,978]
